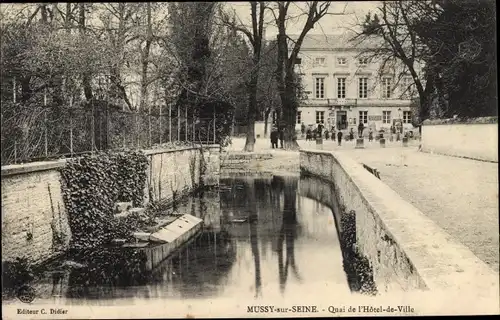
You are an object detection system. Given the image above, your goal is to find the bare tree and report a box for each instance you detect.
[220,2,266,152]
[351,1,438,122]
[272,1,331,149]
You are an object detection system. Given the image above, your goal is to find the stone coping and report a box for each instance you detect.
[1,145,220,177]
[143,144,219,156]
[423,116,497,125]
[300,148,499,297]
[1,159,67,177]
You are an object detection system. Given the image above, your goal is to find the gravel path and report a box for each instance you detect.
[337,147,499,272]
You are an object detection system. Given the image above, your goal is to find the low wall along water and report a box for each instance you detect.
[1,145,220,264]
[299,149,499,297]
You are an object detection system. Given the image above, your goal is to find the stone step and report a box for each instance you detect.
[114,202,133,213]
[129,207,146,216]
[132,232,151,242]
[113,207,146,219]
[111,239,127,245]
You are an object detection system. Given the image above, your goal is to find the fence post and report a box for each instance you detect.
[44,90,48,157]
[69,106,73,157]
[148,104,152,147]
[122,119,126,149]
[106,98,110,151]
[192,113,195,142]
[91,102,95,154]
[13,76,16,103]
[135,112,139,149]
[14,141,17,164]
[169,103,172,143]
[185,107,188,142]
[213,111,216,144]
[207,121,210,145]
[177,105,181,142]
[159,104,163,145]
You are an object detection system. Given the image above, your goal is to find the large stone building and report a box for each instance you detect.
[290,33,418,135]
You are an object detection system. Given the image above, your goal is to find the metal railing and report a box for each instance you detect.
[1,103,218,166]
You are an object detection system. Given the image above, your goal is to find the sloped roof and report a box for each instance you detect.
[289,32,381,50]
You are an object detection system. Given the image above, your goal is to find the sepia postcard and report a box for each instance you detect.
[1,1,498,318]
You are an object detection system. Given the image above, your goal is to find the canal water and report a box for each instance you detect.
[8,175,353,305]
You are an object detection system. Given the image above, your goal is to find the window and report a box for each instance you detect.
[297,111,302,124]
[382,77,392,98]
[314,57,326,66]
[316,111,325,124]
[403,111,412,123]
[383,111,392,124]
[359,111,368,124]
[358,57,369,66]
[314,77,325,99]
[358,78,368,98]
[337,78,346,98]
[337,57,347,65]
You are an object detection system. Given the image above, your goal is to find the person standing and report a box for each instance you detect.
[279,128,284,148]
[368,128,373,142]
[270,127,278,149]
[349,127,355,140]
[325,129,330,140]
[301,122,306,138]
[358,122,365,138]
[337,130,343,146]
[317,123,324,138]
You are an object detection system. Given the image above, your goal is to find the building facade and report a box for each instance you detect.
[292,33,418,135]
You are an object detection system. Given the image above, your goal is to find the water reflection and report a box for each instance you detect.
[26,175,350,304]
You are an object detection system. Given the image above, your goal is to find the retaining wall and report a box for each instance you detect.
[220,152,273,173]
[300,149,499,298]
[421,117,498,162]
[1,145,220,264]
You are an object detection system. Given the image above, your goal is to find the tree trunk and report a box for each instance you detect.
[279,72,300,150]
[243,1,264,152]
[20,77,32,102]
[79,3,93,102]
[140,3,153,111]
[263,107,271,137]
[244,82,257,152]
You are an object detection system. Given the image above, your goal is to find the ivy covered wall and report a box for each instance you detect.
[1,145,220,264]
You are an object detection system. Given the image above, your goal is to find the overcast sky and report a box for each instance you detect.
[227,1,380,39]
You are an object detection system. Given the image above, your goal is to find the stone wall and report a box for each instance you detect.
[1,161,71,265]
[421,117,498,162]
[220,152,273,173]
[143,145,220,205]
[300,149,499,297]
[1,145,220,264]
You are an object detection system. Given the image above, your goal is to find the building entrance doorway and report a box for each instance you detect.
[336,111,347,130]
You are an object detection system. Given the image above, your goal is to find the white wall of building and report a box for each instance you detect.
[295,40,418,134]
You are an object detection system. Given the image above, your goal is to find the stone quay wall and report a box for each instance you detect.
[300,149,499,297]
[1,145,220,264]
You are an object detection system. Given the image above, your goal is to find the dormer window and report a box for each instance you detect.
[337,57,347,65]
[358,57,369,66]
[314,57,326,66]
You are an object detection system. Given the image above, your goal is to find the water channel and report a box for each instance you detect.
[8,174,362,305]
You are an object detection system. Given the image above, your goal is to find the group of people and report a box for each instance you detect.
[301,122,379,147]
